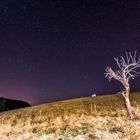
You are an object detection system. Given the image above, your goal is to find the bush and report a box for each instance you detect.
[0,97,7,111]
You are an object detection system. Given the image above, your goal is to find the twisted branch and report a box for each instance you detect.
[105,51,140,83]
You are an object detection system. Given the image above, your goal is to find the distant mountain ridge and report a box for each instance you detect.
[0,97,31,112]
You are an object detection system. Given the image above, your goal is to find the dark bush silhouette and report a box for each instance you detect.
[0,97,7,111]
[0,97,31,112]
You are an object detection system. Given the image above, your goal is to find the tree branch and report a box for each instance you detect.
[105,51,140,85]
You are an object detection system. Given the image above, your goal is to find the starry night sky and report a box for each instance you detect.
[0,0,140,105]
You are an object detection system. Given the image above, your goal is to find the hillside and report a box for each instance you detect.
[0,92,140,140]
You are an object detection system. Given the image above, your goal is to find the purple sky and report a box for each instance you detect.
[0,0,140,105]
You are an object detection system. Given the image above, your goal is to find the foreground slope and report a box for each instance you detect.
[0,92,140,140]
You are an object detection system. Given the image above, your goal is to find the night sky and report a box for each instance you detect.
[0,0,140,105]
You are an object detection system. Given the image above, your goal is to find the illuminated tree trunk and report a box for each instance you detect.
[122,84,134,119]
[125,97,134,119]
[123,93,134,119]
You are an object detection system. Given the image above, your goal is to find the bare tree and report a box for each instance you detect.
[105,51,140,119]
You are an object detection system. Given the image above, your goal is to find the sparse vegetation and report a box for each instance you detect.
[0,92,140,139]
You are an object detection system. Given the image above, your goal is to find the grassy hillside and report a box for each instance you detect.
[0,92,140,140]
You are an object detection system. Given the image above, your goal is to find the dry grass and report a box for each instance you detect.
[0,92,140,140]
